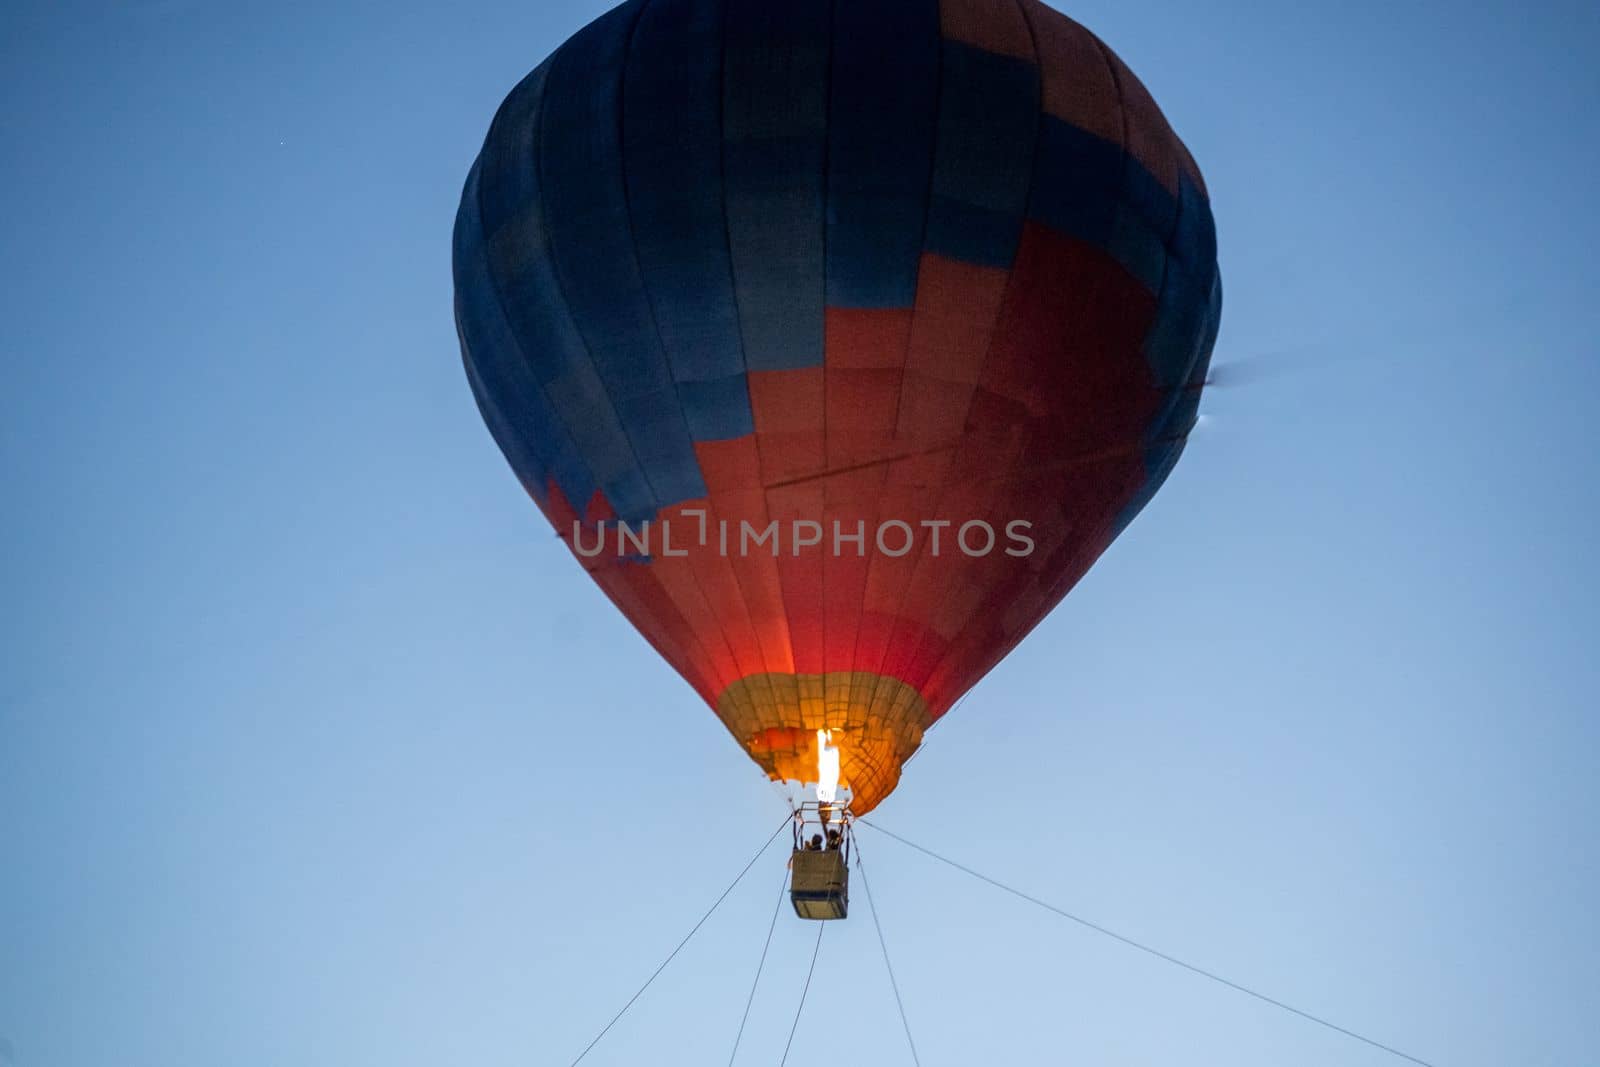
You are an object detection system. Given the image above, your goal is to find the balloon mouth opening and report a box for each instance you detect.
[768,727,855,810]
[717,671,932,815]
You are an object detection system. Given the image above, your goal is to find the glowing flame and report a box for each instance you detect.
[816,729,840,804]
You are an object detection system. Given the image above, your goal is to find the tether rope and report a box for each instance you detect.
[726,870,790,1066]
[778,921,826,1067]
[567,814,791,1067]
[855,844,922,1066]
[860,819,1439,1067]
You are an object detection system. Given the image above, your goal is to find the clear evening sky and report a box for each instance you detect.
[3,1,1596,1064]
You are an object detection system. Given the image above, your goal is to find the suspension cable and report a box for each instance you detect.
[726,870,790,1066]
[567,814,792,1067]
[903,689,972,766]
[778,921,826,1067]
[859,819,1439,1067]
[855,844,922,1066]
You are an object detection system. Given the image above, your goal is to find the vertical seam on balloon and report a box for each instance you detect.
[1085,28,1178,515]
[618,0,750,704]
[461,76,581,504]
[831,0,916,759]
[470,70,612,528]
[465,65,721,701]
[819,0,835,694]
[533,6,663,516]
[865,0,1043,722]
[716,0,796,731]
[883,3,944,438]
[853,0,947,738]
[1109,39,1186,455]
[528,8,730,700]
[754,3,833,703]
[844,0,944,780]
[903,0,1045,711]
[692,0,788,719]
[1150,189,1223,452]
[910,0,1043,712]
[695,0,785,733]
[715,0,770,499]
[935,11,1143,703]
[941,21,1146,694]
[459,158,585,518]
[1143,187,1189,444]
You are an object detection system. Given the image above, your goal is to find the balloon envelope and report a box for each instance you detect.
[453,0,1220,813]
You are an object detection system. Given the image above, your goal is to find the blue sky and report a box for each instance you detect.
[3,1,1597,1065]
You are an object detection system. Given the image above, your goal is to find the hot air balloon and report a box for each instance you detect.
[453,0,1220,824]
